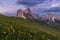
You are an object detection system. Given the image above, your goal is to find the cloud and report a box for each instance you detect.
[16,0,47,6]
[0,0,60,16]
[29,0,60,14]
[49,3,60,8]
[44,7,60,12]
[0,5,26,14]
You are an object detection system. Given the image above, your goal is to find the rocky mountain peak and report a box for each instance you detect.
[16,7,34,19]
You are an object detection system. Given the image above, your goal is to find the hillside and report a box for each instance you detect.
[0,14,60,40]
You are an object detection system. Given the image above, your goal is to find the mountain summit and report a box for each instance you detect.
[16,7,34,19]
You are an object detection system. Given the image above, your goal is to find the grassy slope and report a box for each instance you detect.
[11,17,60,37]
[0,15,60,40]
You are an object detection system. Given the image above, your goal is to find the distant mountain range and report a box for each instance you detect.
[16,7,60,23]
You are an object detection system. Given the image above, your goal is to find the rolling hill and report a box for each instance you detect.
[0,14,60,40]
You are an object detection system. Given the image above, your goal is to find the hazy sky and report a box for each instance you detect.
[0,0,60,16]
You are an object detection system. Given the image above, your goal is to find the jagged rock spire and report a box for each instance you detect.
[23,7,35,19]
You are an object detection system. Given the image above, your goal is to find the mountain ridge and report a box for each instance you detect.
[16,8,60,23]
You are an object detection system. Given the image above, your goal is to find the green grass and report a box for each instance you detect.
[0,14,60,40]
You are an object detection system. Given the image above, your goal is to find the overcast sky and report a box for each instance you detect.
[0,0,60,16]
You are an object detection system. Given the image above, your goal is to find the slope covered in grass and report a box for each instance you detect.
[0,14,60,40]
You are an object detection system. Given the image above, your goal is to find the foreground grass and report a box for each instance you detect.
[0,15,60,40]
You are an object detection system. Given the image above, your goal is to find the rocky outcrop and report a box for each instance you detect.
[16,7,34,19]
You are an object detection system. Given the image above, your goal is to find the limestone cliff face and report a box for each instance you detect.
[16,8,34,19]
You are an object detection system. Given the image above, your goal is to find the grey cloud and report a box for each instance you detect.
[16,0,47,6]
